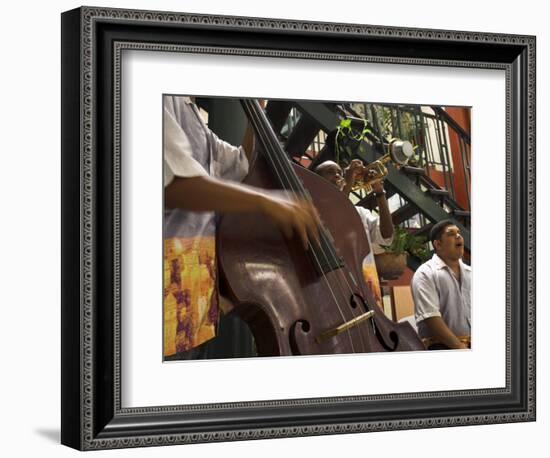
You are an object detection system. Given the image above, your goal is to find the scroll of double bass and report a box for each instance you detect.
[217,99,424,356]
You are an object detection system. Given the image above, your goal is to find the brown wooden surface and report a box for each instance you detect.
[218,152,424,356]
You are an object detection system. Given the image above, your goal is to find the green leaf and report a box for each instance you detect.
[340,118,352,128]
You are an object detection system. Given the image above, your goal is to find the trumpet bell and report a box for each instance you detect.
[349,139,414,194]
[390,139,414,165]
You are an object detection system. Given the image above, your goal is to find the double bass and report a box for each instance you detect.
[217,99,424,356]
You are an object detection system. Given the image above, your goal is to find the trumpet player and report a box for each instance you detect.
[315,159,394,240]
[314,159,393,306]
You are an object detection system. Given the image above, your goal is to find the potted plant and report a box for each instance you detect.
[375,226,430,280]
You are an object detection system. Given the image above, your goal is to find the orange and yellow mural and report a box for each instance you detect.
[163,237,218,357]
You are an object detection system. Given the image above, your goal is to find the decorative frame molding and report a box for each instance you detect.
[61,6,536,450]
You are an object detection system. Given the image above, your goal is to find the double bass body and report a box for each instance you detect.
[217,105,424,356]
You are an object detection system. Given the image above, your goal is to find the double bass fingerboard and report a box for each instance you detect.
[241,99,345,276]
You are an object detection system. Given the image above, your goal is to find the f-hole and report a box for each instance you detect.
[350,293,399,351]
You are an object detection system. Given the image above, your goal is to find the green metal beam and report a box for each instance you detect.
[293,101,340,133]
[367,157,471,250]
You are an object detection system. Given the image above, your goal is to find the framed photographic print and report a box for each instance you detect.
[61,5,536,450]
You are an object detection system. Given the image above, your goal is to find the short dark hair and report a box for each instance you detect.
[429,219,456,244]
[313,160,341,177]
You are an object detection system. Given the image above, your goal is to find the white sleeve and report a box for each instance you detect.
[209,130,249,182]
[361,208,393,246]
[412,268,442,323]
[163,106,207,187]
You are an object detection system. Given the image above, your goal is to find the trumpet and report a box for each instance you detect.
[351,139,414,193]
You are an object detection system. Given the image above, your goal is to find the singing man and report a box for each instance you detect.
[411,220,471,350]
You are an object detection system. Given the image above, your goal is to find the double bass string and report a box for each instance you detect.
[244,99,368,352]
[255,103,371,351]
[242,100,356,346]
[243,100,347,307]
[252,100,377,345]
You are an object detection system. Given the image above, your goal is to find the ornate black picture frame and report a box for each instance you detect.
[61,6,536,450]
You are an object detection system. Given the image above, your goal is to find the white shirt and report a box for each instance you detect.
[163,97,208,183]
[163,96,249,185]
[355,206,393,264]
[411,253,471,339]
[163,96,249,238]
